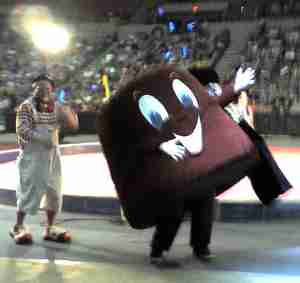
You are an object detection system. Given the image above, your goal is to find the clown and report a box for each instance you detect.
[96,64,291,265]
[11,74,79,244]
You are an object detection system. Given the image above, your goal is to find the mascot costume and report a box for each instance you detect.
[188,66,292,199]
[96,64,291,265]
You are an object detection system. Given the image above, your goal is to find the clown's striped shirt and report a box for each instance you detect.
[16,97,58,149]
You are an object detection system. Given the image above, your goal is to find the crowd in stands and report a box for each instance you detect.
[235,20,300,132]
[0,26,116,113]
[1,8,300,135]
[240,21,300,108]
[0,19,231,116]
[61,23,230,112]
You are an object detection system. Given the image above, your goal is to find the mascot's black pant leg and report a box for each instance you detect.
[151,191,215,255]
[238,119,292,205]
[151,214,183,255]
[187,191,215,250]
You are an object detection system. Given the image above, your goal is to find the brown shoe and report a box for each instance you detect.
[43,226,72,243]
[9,225,33,245]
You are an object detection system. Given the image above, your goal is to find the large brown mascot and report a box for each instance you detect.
[96,64,291,265]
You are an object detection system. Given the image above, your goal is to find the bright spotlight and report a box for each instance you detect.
[30,22,70,54]
[10,5,70,54]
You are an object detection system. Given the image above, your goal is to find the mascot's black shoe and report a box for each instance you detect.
[150,255,165,265]
[150,249,180,268]
[150,256,180,268]
[193,246,214,261]
[150,248,164,264]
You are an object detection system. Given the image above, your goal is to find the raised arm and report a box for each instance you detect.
[208,67,256,107]
[57,104,79,130]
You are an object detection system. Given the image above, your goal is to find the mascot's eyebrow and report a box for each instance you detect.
[133,90,144,101]
[169,72,180,80]
[133,88,156,101]
[133,71,181,100]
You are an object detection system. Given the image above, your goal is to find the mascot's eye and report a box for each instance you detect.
[172,79,199,109]
[138,95,169,130]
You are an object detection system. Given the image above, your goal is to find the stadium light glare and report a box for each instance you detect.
[29,21,70,54]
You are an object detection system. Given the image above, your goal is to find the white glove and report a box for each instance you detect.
[208,82,223,97]
[233,67,256,93]
[159,138,186,161]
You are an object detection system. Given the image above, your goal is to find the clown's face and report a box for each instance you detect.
[34,80,55,112]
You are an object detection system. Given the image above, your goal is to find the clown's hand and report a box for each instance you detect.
[233,67,256,94]
[32,127,54,148]
[159,138,186,161]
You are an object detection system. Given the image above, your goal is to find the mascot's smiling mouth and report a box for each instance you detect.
[138,78,203,159]
[173,116,203,155]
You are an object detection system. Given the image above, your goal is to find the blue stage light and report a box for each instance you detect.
[186,21,196,33]
[180,47,189,58]
[168,21,177,33]
[157,6,165,17]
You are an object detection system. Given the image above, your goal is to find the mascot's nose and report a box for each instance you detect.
[173,116,203,155]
